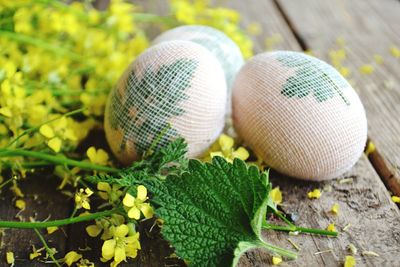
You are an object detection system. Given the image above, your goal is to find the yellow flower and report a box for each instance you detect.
[307,189,322,199]
[101,224,141,267]
[6,252,14,265]
[205,134,250,163]
[123,185,153,220]
[87,147,109,165]
[75,188,94,210]
[97,182,123,203]
[359,64,374,75]
[344,255,356,267]
[327,223,336,232]
[331,203,340,215]
[272,255,282,265]
[270,187,282,205]
[391,196,400,203]
[15,199,26,210]
[47,226,58,234]
[64,251,82,267]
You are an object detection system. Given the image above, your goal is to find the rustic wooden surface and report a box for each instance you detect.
[277,0,400,197]
[1,0,400,267]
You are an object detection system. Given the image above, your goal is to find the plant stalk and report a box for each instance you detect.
[0,149,118,173]
[0,208,119,229]
[262,221,337,237]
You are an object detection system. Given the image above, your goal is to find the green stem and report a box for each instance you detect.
[0,177,15,190]
[262,221,337,237]
[271,208,295,228]
[34,228,62,267]
[0,30,85,63]
[259,240,297,260]
[0,208,119,229]
[7,107,86,148]
[0,148,118,173]
[1,161,52,169]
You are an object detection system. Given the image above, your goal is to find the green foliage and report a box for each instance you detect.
[108,59,198,155]
[277,54,350,105]
[144,156,296,267]
[87,137,188,187]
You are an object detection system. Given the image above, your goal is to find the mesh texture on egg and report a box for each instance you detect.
[105,40,227,164]
[233,51,367,180]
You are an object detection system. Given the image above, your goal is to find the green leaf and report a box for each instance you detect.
[86,138,188,187]
[145,156,297,267]
[277,54,350,105]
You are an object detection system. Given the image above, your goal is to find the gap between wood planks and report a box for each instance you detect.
[272,0,400,200]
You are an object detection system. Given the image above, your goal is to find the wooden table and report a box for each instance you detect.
[1,0,399,266]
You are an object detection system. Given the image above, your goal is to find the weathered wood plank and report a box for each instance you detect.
[277,0,400,197]
[127,0,400,266]
[0,173,70,266]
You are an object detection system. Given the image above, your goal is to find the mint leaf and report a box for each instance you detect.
[145,157,297,267]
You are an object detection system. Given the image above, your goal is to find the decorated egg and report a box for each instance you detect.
[232,51,367,180]
[105,40,227,164]
[152,25,244,90]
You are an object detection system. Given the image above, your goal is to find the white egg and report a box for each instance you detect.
[152,25,244,90]
[105,40,227,164]
[232,51,367,180]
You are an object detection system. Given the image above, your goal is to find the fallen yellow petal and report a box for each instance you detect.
[47,226,58,234]
[6,252,14,264]
[391,196,400,203]
[307,189,322,199]
[373,54,384,64]
[390,46,400,58]
[365,141,375,156]
[270,187,283,205]
[359,64,374,75]
[272,255,282,265]
[64,251,82,266]
[331,203,340,215]
[327,223,336,232]
[344,255,356,267]
[15,199,26,210]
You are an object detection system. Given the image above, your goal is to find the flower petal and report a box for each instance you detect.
[102,239,116,260]
[127,207,141,220]
[123,193,135,207]
[137,185,147,201]
[115,224,129,238]
[114,246,126,264]
[140,203,154,219]
[86,225,102,237]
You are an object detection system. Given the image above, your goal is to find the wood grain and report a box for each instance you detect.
[1,1,400,267]
[276,0,400,197]
[0,173,70,266]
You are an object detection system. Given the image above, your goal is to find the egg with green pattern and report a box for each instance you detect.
[232,51,367,180]
[105,41,227,164]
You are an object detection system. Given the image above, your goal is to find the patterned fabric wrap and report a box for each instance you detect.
[152,25,244,114]
[232,51,367,180]
[105,40,227,164]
